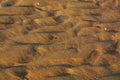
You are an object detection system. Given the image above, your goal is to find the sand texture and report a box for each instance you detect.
[0,0,120,80]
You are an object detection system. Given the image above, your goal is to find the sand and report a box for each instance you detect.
[0,0,120,80]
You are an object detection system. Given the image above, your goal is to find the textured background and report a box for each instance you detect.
[0,0,120,80]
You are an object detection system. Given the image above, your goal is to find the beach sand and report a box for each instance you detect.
[0,0,120,80]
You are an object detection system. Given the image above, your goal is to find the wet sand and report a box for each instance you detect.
[0,0,120,80]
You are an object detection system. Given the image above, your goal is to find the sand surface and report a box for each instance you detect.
[0,0,120,80]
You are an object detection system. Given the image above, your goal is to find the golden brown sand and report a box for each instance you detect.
[0,0,120,80]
